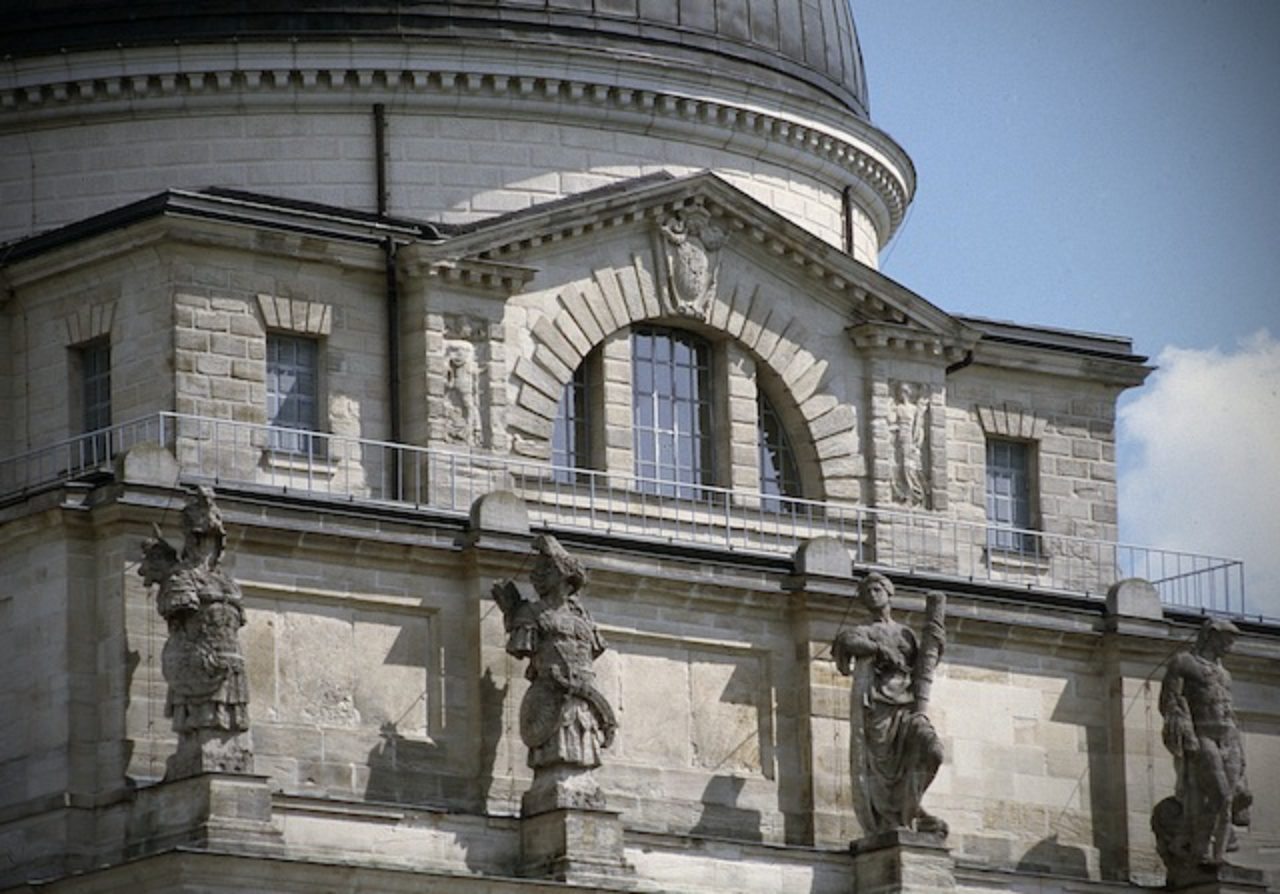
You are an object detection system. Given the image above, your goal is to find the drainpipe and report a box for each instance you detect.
[374,103,402,496]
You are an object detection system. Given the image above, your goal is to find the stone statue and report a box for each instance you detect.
[139,486,252,779]
[492,534,617,815]
[1152,619,1253,879]
[833,573,947,838]
[444,338,481,446]
[889,381,930,507]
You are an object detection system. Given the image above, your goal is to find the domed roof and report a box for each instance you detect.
[1,1,870,119]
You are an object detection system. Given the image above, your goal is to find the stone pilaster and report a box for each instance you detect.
[600,328,634,488]
[851,829,956,894]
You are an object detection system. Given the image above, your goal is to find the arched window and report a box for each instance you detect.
[758,390,800,500]
[551,349,598,481]
[631,326,713,496]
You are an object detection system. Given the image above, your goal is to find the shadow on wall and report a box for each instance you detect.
[365,721,442,805]
[476,667,509,808]
[1016,833,1089,878]
[689,775,763,843]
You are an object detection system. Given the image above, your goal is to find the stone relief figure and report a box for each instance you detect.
[444,338,481,446]
[833,573,947,838]
[492,534,618,815]
[1152,619,1253,879]
[889,381,930,507]
[139,486,252,779]
[659,207,726,321]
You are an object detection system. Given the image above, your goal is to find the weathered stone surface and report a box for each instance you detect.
[833,575,946,838]
[138,486,253,780]
[469,491,531,536]
[492,535,617,817]
[794,537,852,579]
[1106,578,1163,620]
[519,807,633,885]
[1153,619,1254,882]
[851,829,956,893]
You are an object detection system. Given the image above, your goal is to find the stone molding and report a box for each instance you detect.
[256,293,332,336]
[0,45,912,244]
[61,300,116,346]
[976,404,1047,441]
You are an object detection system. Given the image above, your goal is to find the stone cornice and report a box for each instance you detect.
[0,42,914,245]
[967,338,1153,388]
[846,321,976,363]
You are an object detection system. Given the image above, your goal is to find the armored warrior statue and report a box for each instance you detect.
[139,486,252,779]
[833,573,947,838]
[1152,618,1253,880]
[492,534,617,816]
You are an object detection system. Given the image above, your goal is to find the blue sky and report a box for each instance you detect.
[854,1,1280,617]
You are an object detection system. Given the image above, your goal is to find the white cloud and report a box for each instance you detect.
[1119,330,1280,620]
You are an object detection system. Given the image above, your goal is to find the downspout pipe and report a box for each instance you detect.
[374,103,403,496]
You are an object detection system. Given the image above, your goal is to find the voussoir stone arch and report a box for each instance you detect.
[509,257,863,502]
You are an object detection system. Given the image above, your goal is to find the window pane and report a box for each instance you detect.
[632,326,712,496]
[80,340,112,434]
[267,335,321,453]
[758,391,800,500]
[986,438,1034,551]
[551,352,597,481]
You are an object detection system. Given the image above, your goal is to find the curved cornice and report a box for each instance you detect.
[0,42,914,245]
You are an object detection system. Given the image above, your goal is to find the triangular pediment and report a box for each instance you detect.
[411,171,979,351]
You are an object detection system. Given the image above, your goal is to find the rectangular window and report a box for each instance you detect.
[632,327,713,498]
[76,338,112,463]
[986,438,1036,552]
[266,334,323,454]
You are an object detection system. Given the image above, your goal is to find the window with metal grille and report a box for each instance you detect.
[632,326,713,497]
[986,438,1036,552]
[759,390,800,501]
[266,334,322,454]
[551,354,597,482]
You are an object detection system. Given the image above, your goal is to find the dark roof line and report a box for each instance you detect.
[0,188,441,266]
[958,314,1147,363]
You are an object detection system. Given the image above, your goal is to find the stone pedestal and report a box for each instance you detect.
[1165,863,1269,894]
[126,772,280,860]
[851,830,956,894]
[168,729,254,780]
[519,807,634,887]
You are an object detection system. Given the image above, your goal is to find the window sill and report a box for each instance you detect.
[984,542,1050,572]
[261,449,339,477]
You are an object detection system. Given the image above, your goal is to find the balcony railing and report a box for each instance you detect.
[0,412,1251,619]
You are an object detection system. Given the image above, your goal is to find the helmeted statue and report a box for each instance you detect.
[1152,618,1253,880]
[833,573,947,838]
[139,486,252,778]
[492,534,617,815]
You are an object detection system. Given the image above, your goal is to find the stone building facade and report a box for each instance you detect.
[1,4,1277,893]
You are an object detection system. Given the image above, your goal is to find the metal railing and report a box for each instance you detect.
[0,412,1250,618]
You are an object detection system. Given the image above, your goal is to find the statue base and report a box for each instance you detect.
[1165,862,1268,893]
[126,772,280,859]
[519,806,635,887]
[167,728,254,780]
[851,829,956,894]
[521,764,607,817]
